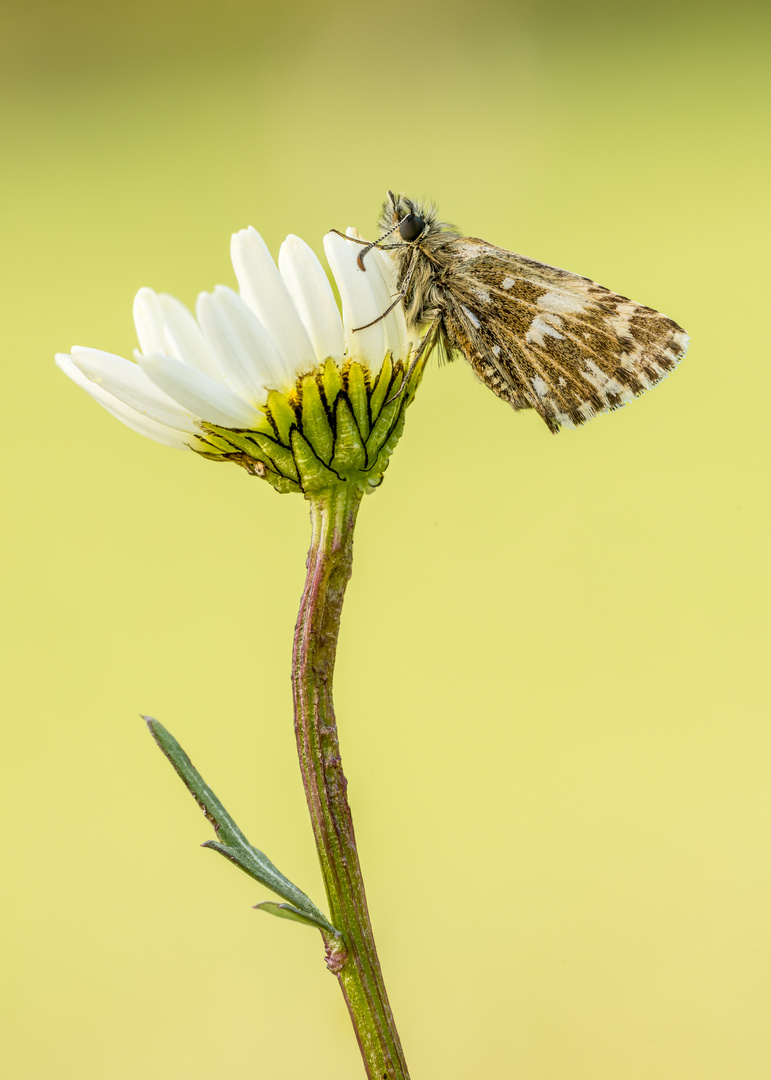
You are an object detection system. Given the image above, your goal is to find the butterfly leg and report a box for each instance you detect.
[353,252,419,331]
[384,320,442,406]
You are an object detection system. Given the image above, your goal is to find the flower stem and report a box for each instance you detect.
[292,483,410,1080]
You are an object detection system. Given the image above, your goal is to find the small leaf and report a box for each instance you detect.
[145,717,338,935]
[254,901,339,933]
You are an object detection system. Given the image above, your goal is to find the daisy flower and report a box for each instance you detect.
[57,227,425,494]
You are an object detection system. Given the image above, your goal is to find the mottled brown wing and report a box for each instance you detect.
[440,238,689,432]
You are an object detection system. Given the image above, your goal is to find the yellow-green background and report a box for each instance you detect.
[3,1,769,1076]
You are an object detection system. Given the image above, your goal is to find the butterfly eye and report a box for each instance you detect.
[398,214,425,242]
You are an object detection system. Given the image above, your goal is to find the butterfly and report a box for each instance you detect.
[342,191,689,433]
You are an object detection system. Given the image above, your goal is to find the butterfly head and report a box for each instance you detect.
[382,191,434,241]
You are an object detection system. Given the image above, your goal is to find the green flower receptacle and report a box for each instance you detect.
[197,355,426,496]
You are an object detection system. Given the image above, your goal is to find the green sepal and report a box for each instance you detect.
[197,432,249,455]
[266,389,298,444]
[369,353,393,423]
[145,717,337,934]
[331,396,366,474]
[367,411,407,481]
[199,426,299,484]
[260,471,302,495]
[192,334,434,492]
[254,901,338,932]
[365,382,403,462]
[203,451,300,493]
[290,429,342,491]
[205,428,273,459]
[196,450,231,463]
[300,375,335,464]
[321,358,343,410]
[250,432,299,482]
[347,363,370,441]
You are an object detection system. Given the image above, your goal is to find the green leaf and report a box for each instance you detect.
[254,901,335,931]
[145,717,339,936]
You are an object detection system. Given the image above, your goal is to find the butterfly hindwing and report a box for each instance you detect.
[439,239,689,432]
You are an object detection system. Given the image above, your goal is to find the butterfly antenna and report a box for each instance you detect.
[355,220,403,271]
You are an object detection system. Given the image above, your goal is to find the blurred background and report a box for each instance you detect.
[2,0,769,1077]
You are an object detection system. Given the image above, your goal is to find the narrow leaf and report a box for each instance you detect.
[145,717,338,934]
[254,901,335,931]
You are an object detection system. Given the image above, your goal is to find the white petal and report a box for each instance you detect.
[158,294,224,382]
[138,353,264,429]
[69,347,202,433]
[323,230,386,371]
[133,288,166,357]
[56,353,197,449]
[231,227,316,375]
[196,286,290,402]
[278,235,345,363]
[365,244,412,361]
